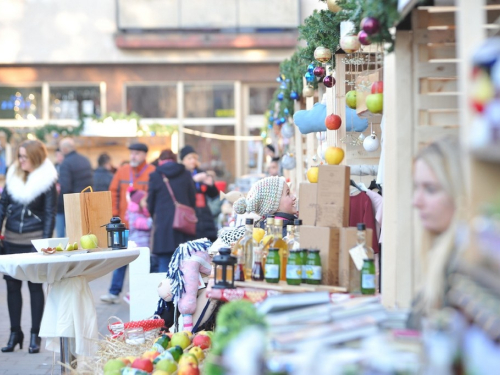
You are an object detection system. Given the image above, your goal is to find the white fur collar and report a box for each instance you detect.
[7,158,58,205]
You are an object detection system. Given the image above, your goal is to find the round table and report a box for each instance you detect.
[0,248,140,373]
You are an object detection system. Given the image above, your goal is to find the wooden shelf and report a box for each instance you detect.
[234,280,347,294]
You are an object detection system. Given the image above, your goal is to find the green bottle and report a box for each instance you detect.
[286,249,302,285]
[300,249,308,283]
[265,248,280,283]
[305,249,322,285]
[357,223,376,295]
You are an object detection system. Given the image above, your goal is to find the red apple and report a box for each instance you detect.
[193,334,211,349]
[325,114,342,130]
[132,358,153,373]
[178,363,200,375]
[366,93,383,114]
[371,81,383,94]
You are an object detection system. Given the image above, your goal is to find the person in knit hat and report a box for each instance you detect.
[233,176,297,235]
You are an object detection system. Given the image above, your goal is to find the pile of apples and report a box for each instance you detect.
[346,81,384,115]
[103,330,213,375]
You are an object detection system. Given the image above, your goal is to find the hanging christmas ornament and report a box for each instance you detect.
[303,85,315,97]
[358,31,371,46]
[363,132,380,152]
[277,92,284,101]
[284,108,289,115]
[325,114,342,130]
[268,115,274,122]
[340,34,361,53]
[326,0,341,12]
[314,46,332,63]
[281,123,294,139]
[361,17,380,36]
[346,90,357,110]
[317,142,328,160]
[316,132,326,141]
[313,66,326,78]
[323,75,336,88]
[279,117,286,125]
[307,63,315,74]
[358,133,366,142]
[305,72,315,83]
[268,124,273,129]
[281,153,296,170]
[290,91,299,100]
[276,74,286,82]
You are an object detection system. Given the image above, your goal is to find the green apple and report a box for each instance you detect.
[346,90,357,109]
[365,93,383,114]
[55,243,64,251]
[80,234,98,249]
[103,359,126,372]
[170,332,191,350]
[155,359,177,373]
[73,242,79,250]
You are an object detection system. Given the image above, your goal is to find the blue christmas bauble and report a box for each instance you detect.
[284,108,289,115]
[277,93,284,101]
[305,72,315,83]
[290,91,299,100]
[307,63,315,74]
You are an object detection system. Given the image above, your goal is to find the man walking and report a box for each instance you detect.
[101,143,155,303]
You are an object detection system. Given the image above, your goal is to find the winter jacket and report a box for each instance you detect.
[93,166,113,192]
[0,158,58,239]
[148,162,196,255]
[109,161,155,226]
[125,200,152,248]
[191,169,219,242]
[57,151,93,213]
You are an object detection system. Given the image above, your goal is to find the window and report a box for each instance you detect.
[249,86,275,115]
[126,85,177,118]
[184,125,235,182]
[0,86,42,120]
[50,86,101,120]
[184,84,234,118]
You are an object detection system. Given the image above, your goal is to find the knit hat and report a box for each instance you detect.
[180,145,196,161]
[130,190,146,205]
[233,176,285,216]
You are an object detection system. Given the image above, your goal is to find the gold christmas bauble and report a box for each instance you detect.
[303,85,315,98]
[340,34,361,53]
[314,46,332,64]
[327,0,341,12]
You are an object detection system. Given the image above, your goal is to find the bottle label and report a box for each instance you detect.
[362,274,375,289]
[265,264,279,279]
[301,265,307,279]
[305,265,322,280]
[286,265,302,279]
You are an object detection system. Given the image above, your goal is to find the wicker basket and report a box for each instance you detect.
[107,315,164,340]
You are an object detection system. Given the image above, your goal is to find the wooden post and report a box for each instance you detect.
[381,30,415,309]
[234,81,243,179]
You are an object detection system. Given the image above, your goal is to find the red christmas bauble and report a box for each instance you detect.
[313,66,326,78]
[323,75,336,88]
[358,30,371,46]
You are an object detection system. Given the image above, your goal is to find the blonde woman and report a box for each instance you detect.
[410,135,467,326]
[0,140,58,353]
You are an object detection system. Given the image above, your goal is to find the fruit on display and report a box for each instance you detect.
[307,167,319,183]
[55,243,64,251]
[142,350,160,361]
[324,147,345,165]
[189,346,205,362]
[152,371,170,375]
[346,90,357,109]
[168,345,184,362]
[371,81,384,94]
[80,233,98,249]
[155,359,178,373]
[170,332,191,350]
[178,363,200,375]
[72,242,79,250]
[131,358,154,373]
[104,359,126,373]
[366,93,383,114]
[117,358,131,366]
[179,353,198,368]
[252,228,265,243]
[325,114,342,130]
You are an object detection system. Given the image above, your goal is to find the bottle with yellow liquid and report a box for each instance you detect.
[271,218,288,281]
[261,216,275,273]
[239,218,255,280]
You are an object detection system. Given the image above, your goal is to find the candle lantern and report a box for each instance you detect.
[213,247,236,289]
[105,217,127,249]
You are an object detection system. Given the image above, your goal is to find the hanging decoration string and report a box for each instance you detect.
[183,127,262,141]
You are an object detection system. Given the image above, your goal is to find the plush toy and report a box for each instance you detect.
[157,238,213,331]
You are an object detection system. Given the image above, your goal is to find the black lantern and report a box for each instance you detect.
[105,217,127,249]
[213,247,236,289]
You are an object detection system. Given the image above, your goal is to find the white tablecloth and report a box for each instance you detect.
[0,248,140,356]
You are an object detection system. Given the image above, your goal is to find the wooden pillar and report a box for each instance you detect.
[177,81,185,151]
[234,81,243,179]
[381,30,415,309]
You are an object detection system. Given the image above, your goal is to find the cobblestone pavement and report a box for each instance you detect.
[0,271,130,375]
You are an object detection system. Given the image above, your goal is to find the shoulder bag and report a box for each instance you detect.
[162,175,198,236]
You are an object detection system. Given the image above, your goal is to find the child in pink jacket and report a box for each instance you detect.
[126,190,152,248]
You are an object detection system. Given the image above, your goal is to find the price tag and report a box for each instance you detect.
[349,245,367,271]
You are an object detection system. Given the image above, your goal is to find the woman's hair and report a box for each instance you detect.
[414,135,466,314]
[16,140,48,181]
[159,149,177,162]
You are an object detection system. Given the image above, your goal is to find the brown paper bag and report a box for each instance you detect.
[64,186,113,248]
[356,68,383,118]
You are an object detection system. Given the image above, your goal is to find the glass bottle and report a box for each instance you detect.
[234,244,245,282]
[293,219,302,250]
[239,218,255,280]
[271,218,288,281]
[300,249,308,283]
[305,249,322,285]
[286,249,302,285]
[261,216,275,273]
[251,246,264,281]
[284,225,294,248]
[265,248,280,283]
[357,223,376,295]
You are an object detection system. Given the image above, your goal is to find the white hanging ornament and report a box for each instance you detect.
[281,123,294,139]
[363,132,380,152]
[340,34,361,53]
[314,46,332,63]
[282,153,296,170]
[317,142,328,160]
[358,133,366,142]
[316,132,326,141]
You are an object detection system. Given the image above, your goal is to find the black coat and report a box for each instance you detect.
[93,166,113,192]
[57,151,93,213]
[192,169,219,242]
[0,159,58,239]
[148,162,197,256]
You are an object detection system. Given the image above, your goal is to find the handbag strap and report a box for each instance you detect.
[162,174,179,206]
